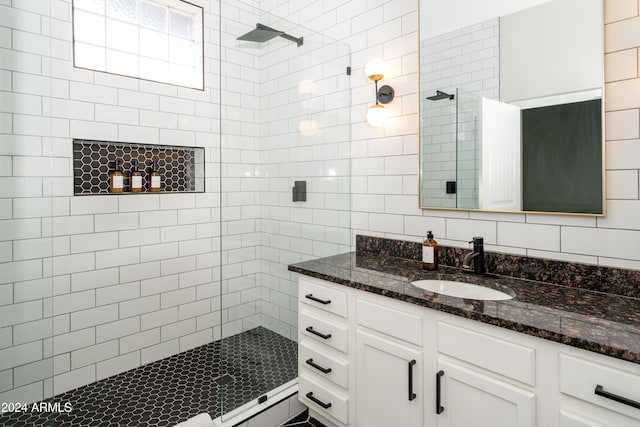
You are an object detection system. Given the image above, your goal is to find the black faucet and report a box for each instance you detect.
[462,237,485,275]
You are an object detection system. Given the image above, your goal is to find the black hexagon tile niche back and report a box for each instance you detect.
[0,327,297,426]
[73,140,205,195]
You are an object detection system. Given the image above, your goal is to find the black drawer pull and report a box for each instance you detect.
[436,370,445,414]
[595,385,640,410]
[306,358,332,374]
[306,326,332,340]
[305,294,331,305]
[306,391,332,409]
[408,359,417,401]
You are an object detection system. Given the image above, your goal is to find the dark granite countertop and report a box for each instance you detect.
[288,252,640,365]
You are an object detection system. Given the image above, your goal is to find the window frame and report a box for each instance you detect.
[71,0,205,91]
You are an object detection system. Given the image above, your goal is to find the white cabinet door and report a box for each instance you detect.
[436,359,536,427]
[356,330,423,427]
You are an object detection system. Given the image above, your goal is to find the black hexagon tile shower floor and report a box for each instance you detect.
[0,327,297,427]
[280,409,326,427]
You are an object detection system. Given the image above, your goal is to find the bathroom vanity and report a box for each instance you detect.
[289,238,640,427]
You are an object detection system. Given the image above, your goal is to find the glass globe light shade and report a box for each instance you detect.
[365,58,386,81]
[367,103,388,127]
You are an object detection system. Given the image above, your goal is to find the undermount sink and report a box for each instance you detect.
[411,279,514,301]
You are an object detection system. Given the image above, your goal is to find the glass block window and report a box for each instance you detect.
[72,0,204,90]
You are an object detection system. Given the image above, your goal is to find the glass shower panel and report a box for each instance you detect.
[421,89,457,209]
[0,1,54,424]
[218,2,350,421]
[456,88,481,209]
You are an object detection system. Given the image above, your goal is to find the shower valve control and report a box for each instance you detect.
[293,180,307,202]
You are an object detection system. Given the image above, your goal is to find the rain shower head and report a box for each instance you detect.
[237,23,303,47]
[237,23,283,43]
[426,90,454,101]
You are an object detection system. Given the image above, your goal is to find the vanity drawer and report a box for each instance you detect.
[300,341,348,389]
[300,310,348,353]
[438,321,535,386]
[356,298,422,346]
[559,409,608,427]
[300,278,348,318]
[559,353,640,420]
[299,373,349,425]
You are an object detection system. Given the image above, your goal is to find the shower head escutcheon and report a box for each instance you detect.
[237,23,304,47]
[426,90,455,101]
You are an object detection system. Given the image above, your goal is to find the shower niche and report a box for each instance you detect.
[72,139,205,195]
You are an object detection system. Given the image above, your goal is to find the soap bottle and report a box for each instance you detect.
[109,159,124,194]
[149,161,161,193]
[130,160,143,193]
[422,231,439,270]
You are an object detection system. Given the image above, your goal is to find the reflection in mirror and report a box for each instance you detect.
[419,0,604,214]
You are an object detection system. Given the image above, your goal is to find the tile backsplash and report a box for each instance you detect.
[356,234,640,299]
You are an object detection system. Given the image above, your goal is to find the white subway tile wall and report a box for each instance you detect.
[0,0,221,402]
[218,1,351,343]
[287,0,638,268]
[1,0,639,409]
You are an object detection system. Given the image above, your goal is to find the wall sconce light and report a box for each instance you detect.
[365,58,395,127]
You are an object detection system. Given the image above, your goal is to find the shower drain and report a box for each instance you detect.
[214,374,235,386]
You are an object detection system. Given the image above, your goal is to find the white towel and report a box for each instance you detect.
[173,413,213,427]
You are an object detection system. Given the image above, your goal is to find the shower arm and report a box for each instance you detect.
[280,33,304,47]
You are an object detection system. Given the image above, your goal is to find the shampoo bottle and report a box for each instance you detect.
[109,159,124,194]
[149,161,161,192]
[422,231,439,270]
[130,160,143,193]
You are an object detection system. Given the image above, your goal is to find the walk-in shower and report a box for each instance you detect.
[0,0,350,425]
[219,3,351,423]
[237,23,304,46]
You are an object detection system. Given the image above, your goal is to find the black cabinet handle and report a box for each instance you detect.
[306,326,332,340]
[306,358,332,374]
[306,391,332,409]
[595,385,640,410]
[305,293,331,305]
[436,370,445,414]
[408,359,417,401]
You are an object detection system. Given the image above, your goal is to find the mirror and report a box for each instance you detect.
[419,0,604,215]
